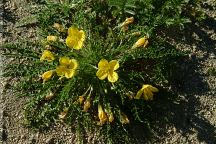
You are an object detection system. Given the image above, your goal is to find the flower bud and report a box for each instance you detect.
[132,36,149,49]
[83,99,91,112]
[78,96,84,104]
[47,36,58,42]
[41,70,53,83]
[53,23,65,32]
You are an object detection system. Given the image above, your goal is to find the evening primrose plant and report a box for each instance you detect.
[2,0,201,143]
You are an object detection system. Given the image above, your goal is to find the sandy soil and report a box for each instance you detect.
[1,0,215,143]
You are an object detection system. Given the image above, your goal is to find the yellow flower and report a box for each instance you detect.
[96,59,119,83]
[59,108,69,119]
[135,84,159,100]
[132,36,149,49]
[66,27,85,50]
[40,50,55,62]
[41,70,53,83]
[83,99,91,112]
[56,57,78,79]
[47,35,58,42]
[120,112,129,124]
[78,96,84,104]
[53,23,65,32]
[98,104,108,125]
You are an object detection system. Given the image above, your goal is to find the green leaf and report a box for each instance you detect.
[125,9,136,15]
[15,15,37,27]
[108,0,126,7]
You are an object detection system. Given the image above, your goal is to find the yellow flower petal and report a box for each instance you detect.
[42,70,53,82]
[134,89,143,99]
[109,60,119,71]
[56,65,67,77]
[59,57,71,65]
[68,27,80,36]
[65,69,75,79]
[144,88,153,100]
[98,59,109,69]
[40,50,55,62]
[79,30,85,41]
[143,88,149,100]
[70,59,78,70]
[108,72,118,83]
[66,36,78,49]
[148,85,159,93]
[96,69,108,80]
[73,39,84,50]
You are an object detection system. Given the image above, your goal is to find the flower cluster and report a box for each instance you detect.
[40,25,84,81]
[39,19,158,126]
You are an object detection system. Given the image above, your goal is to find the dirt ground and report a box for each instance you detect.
[0,0,215,144]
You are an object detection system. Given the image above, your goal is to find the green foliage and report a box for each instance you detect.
[2,0,202,143]
[207,67,216,76]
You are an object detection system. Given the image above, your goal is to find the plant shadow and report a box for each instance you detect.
[130,56,215,143]
[130,9,216,144]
